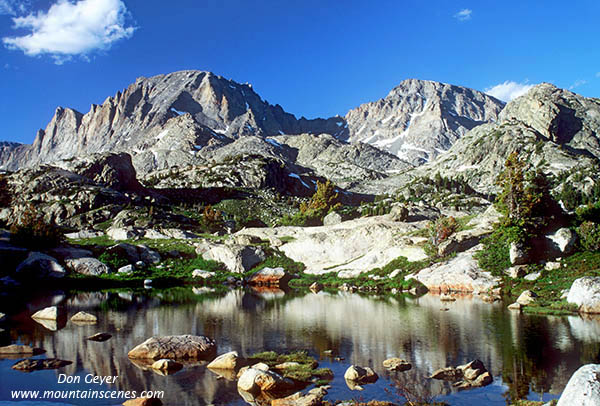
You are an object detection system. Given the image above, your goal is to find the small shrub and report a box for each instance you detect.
[426,216,458,255]
[578,221,600,251]
[201,205,224,232]
[475,224,524,276]
[98,252,129,270]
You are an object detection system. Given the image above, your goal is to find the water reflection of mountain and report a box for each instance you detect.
[5,289,600,405]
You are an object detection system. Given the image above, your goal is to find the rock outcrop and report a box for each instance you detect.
[127,335,216,361]
[556,364,600,406]
[567,277,600,314]
[416,83,600,195]
[407,246,501,294]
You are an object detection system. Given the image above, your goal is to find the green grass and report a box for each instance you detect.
[247,350,330,383]
[504,251,600,315]
[249,252,306,275]
[475,224,523,276]
[290,255,430,293]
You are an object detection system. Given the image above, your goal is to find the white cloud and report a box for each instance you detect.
[569,79,587,90]
[0,0,31,15]
[0,0,16,14]
[485,81,535,102]
[2,0,135,64]
[454,9,472,21]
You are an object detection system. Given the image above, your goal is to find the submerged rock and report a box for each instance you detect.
[70,311,97,323]
[344,365,378,384]
[87,332,112,342]
[237,366,293,394]
[383,358,412,372]
[127,335,216,360]
[430,359,492,389]
[271,386,329,406]
[12,358,72,372]
[151,359,183,373]
[31,306,58,321]
[0,345,45,356]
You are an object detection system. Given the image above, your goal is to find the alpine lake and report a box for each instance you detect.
[1,286,599,406]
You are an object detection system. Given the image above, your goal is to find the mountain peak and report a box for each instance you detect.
[345,78,505,164]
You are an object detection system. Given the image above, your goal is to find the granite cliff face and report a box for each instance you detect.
[344,79,505,165]
[0,70,345,173]
[2,73,599,199]
[413,83,600,194]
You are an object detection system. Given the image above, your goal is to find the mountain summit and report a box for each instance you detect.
[344,79,505,165]
[0,70,345,172]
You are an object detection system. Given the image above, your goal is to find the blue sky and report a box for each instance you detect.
[1,0,599,144]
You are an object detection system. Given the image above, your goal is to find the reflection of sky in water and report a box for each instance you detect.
[1,289,599,405]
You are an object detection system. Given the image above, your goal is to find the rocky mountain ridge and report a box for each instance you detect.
[0,70,346,173]
[344,79,505,164]
[409,83,600,195]
[0,71,505,181]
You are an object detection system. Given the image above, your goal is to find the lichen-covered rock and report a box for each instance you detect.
[65,257,111,276]
[309,282,323,293]
[127,335,216,360]
[106,243,161,265]
[192,269,215,279]
[557,364,600,406]
[509,242,529,265]
[567,277,600,314]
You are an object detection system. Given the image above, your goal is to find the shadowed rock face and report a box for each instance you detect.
[2,290,599,405]
[344,79,505,165]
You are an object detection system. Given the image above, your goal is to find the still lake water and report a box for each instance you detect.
[1,287,600,405]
